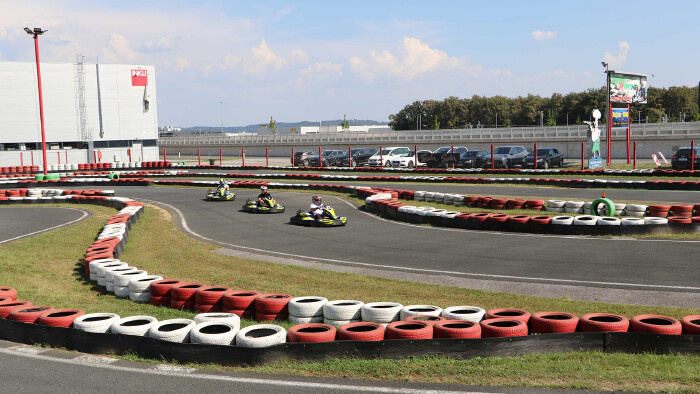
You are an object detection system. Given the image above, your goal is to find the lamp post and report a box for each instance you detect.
[601,61,612,165]
[220,101,223,135]
[495,112,498,128]
[25,27,49,175]
[566,112,569,126]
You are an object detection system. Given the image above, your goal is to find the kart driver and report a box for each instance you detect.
[257,185,272,207]
[310,194,325,220]
[218,179,230,195]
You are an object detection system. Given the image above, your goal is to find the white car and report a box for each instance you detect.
[391,151,426,169]
[368,147,411,167]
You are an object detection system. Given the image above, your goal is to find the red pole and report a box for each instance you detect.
[414,144,418,172]
[266,147,269,167]
[490,144,494,170]
[318,146,322,168]
[380,145,383,169]
[31,151,34,166]
[348,145,352,168]
[626,104,631,164]
[197,148,200,165]
[692,139,696,171]
[451,144,455,169]
[57,151,60,164]
[93,150,97,163]
[128,148,132,162]
[534,142,538,169]
[581,141,584,170]
[20,152,24,167]
[65,150,68,164]
[163,148,167,162]
[633,141,637,169]
[291,147,295,167]
[31,33,49,176]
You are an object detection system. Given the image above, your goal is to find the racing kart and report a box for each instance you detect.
[205,185,236,201]
[243,197,285,213]
[290,205,347,227]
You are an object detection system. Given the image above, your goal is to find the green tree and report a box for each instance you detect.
[269,116,277,134]
[341,115,350,131]
[432,115,440,130]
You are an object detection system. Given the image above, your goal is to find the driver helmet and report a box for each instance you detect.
[260,185,268,193]
[312,194,322,205]
[219,178,225,184]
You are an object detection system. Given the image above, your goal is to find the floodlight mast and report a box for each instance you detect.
[25,27,49,175]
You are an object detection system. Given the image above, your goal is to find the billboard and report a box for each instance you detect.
[610,73,647,103]
[131,69,148,86]
[612,108,629,128]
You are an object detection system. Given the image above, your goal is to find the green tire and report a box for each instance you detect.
[35,175,45,181]
[108,172,120,180]
[591,198,615,217]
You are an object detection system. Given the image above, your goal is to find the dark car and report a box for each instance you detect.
[308,150,344,167]
[524,148,564,169]
[671,147,700,170]
[292,151,314,166]
[458,150,488,168]
[427,146,468,168]
[336,148,379,167]
[483,146,529,168]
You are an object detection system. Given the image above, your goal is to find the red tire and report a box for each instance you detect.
[525,200,545,209]
[528,215,551,224]
[254,293,292,314]
[149,295,171,307]
[36,308,85,327]
[630,314,682,335]
[667,216,692,224]
[287,323,337,343]
[476,197,492,208]
[149,279,183,297]
[433,320,481,339]
[480,318,529,337]
[506,215,530,224]
[337,322,385,341]
[486,213,509,223]
[681,315,700,335]
[386,321,433,339]
[506,199,526,209]
[170,282,204,301]
[194,303,222,313]
[195,286,231,305]
[222,291,259,310]
[530,311,579,333]
[485,308,531,324]
[491,198,508,207]
[0,300,32,318]
[468,213,492,222]
[9,306,54,323]
[578,313,629,332]
[170,299,195,310]
[0,286,17,301]
[670,205,693,215]
[403,315,447,326]
[255,311,289,322]
[221,307,255,319]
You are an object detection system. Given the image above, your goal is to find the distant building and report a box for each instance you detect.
[298,125,389,134]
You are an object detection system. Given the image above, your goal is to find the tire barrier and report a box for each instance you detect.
[287,323,337,343]
[480,318,529,338]
[530,312,580,334]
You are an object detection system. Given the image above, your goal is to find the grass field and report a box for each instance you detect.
[1,201,698,393]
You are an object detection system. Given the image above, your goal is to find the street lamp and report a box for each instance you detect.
[566,112,569,126]
[539,111,543,127]
[601,61,612,165]
[25,27,49,175]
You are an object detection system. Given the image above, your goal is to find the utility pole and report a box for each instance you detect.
[220,101,223,134]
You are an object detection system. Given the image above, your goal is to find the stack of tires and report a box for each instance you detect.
[323,300,364,327]
[288,296,327,324]
[545,200,566,212]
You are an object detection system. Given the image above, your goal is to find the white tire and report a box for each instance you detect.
[114,285,130,298]
[547,200,566,208]
[110,315,158,336]
[614,203,627,212]
[361,302,403,323]
[626,204,648,212]
[105,267,138,283]
[73,313,120,333]
[94,262,127,280]
[289,315,324,324]
[399,305,443,320]
[626,211,645,218]
[564,207,583,214]
[97,276,107,287]
[551,216,574,225]
[235,324,286,348]
[88,259,121,279]
[288,296,328,317]
[564,201,585,209]
[597,217,621,225]
[644,217,668,225]
[323,300,364,321]
[441,306,486,323]
[323,318,361,328]
[413,191,426,201]
[190,321,238,345]
[424,192,435,202]
[106,281,115,293]
[621,218,645,226]
[129,290,150,303]
[148,319,196,343]
[194,313,240,330]
[545,207,565,213]
[573,215,598,226]
[128,276,163,292]
[114,270,148,287]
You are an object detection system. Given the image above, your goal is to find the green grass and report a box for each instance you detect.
[1,201,699,392]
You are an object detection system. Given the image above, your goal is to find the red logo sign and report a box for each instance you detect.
[131,69,148,86]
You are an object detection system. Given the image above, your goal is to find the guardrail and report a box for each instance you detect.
[160,122,700,146]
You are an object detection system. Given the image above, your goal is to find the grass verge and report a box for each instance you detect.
[0,202,698,392]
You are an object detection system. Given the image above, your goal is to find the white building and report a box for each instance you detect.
[0,60,158,167]
[298,125,389,134]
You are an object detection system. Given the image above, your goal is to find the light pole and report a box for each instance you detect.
[539,111,543,127]
[601,61,611,165]
[25,27,49,175]
[495,112,498,128]
[220,101,223,135]
[638,110,642,123]
[566,112,569,126]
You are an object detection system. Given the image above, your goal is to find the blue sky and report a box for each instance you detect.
[1,0,698,127]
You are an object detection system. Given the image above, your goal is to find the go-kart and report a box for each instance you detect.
[205,185,235,201]
[243,197,285,213]
[290,205,347,227]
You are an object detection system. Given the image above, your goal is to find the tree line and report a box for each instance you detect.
[388,85,700,130]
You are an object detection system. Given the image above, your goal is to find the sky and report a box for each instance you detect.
[1,0,699,127]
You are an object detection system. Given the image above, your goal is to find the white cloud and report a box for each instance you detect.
[0,28,6,40]
[288,48,308,64]
[139,37,176,53]
[532,30,558,40]
[604,41,630,69]
[349,37,461,80]
[301,62,342,80]
[102,33,135,62]
[173,57,191,71]
[218,39,286,75]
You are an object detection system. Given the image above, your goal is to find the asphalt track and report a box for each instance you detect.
[0,206,89,244]
[105,186,700,306]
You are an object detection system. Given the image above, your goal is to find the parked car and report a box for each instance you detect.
[671,147,700,170]
[524,148,564,169]
[368,146,411,167]
[427,146,468,167]
[391,151,427,169]
[308,150,344,167]
[336,148,379,167]
[483,146,529,168]
[457,150,488,168]
[292,151,314,166]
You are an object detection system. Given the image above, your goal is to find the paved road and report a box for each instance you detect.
[0,206,89,244]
